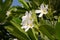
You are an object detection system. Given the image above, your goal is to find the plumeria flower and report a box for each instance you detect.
[13,38,18,40]
[21,11,34,32]
[6,11,11,17]
[35,3,48,17]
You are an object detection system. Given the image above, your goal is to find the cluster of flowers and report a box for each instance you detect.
[6,3,48,32]
[21,3,48,32]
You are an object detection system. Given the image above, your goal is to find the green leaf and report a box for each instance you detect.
[10,20,30,40]
[28,0,38,9]
[42,25,55,35]
[0,11,6,23]
[5,26,30,40]
[55,22,60,40]
[12,17,21,25]
[39,26,55,40]
[0,0,3,10]
[29,0,43,7]
[0,0,13,23]
[44,0,49,4]
[18,0,29,9]
[55,16,60,40]
[27,29,38,40]
[3,0,13,11]
[11,6,26,13]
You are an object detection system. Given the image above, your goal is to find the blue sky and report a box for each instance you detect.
[12,0,21,6]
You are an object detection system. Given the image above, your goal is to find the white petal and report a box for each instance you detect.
[21,26,28,29]
[21,26,24,29]
[6,11,11,16]
[25,11,29,16]
[21,20,27,25]
[22,16,26,20]
[40,3,45,10]
[44,11,48,14]
[53,10,56,13]
[25,27,30,32]
[13,38,18,40]
[29,13,31,18]
[29,11,32,14]
[21,11,34,32]
[39,13,43,17]
[45,5,48,9]
[28,20,32,24]
[22,16,27,22]
[35,10,41,13]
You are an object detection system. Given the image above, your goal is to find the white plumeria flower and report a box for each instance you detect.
[6,11,11,17]
[35,3,48,17]
[13,38,18,40]
[21,11,34,32]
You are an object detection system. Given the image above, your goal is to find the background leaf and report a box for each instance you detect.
[27,29,38,40]
[39,25,55,40]
[18,0,29,9]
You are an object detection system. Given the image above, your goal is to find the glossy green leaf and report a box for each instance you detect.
[0,0,13,23]
[0,0,3,10]
[27,29,38,40]
[29,0,43,7]
[18,0,29,9]
[12,17,21,25]
[5,26,30,40]
[0,11,6,23]
[55,17,60,40]
[3,0,13,11]
[55,22,60,40]
[10,20,30,40]
[39,26,55,40]
[42,25,55,35]
[11,6,26,13]
[44,0,49,4]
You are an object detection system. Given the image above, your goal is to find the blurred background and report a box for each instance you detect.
[12,0,20,6]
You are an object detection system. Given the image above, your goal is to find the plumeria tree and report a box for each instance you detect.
[0,0,60,40]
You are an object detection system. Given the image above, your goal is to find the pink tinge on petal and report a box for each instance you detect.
[25,27,30,32]
[40,3,45,10]
[21,26,28,29]
[22,16,26,21]
[21,11,34,32]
